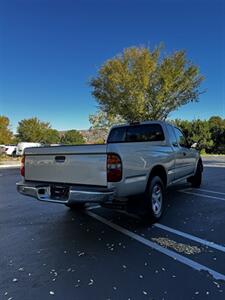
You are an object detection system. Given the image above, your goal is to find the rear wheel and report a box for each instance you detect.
[143,176,166,222]
[12,150,17,158]
[65,203,86,210]
[187,159,203,188]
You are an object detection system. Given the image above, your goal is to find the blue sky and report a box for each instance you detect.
[0,0,224,132]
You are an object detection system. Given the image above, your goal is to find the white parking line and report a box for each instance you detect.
[86,205,101,210]
[87,204,225,253]
[86,210,225,281]
[193,188,225,196]
[178,190,225,201]
[204,164,225,168]
[154,223,225,253]
[107,207,225,253]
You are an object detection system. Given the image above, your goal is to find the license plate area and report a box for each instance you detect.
[50,185,70,200]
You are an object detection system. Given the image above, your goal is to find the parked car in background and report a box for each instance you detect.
[4,145,17,157]
[16,142,41,156]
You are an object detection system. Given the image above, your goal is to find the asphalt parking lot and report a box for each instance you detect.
[1,156,225,300]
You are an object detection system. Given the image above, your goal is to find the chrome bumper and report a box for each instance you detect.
[16,182,115,204]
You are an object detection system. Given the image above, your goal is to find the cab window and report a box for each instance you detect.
[167,125,177,146]
[107,124,165,143]
[174,128,189,148]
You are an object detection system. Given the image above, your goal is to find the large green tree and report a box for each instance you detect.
[61,130,85,145]
[0,115,13,144]
[208,116,225,153]
[45,129,60,144]
[174,119,213,152]
[17,117,60,144]
[89,110,124,133]
[90,45,204,122]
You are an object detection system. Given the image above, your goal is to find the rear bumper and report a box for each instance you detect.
[16,181,115,204]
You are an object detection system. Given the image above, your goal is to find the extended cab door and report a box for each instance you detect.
[171,126,196,179]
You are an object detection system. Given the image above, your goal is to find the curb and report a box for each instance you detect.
[0,164,20,169]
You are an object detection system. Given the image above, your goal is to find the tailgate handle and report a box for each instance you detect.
[55,156,66,163]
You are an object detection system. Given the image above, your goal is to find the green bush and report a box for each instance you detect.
[60,130,85,145]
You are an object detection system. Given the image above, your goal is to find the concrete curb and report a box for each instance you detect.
[0,164,20,169]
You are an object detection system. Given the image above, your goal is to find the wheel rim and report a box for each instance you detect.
[151,184,162,217]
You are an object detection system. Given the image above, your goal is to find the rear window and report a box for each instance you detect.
[107,124,165,143]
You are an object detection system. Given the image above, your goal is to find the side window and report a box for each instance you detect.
[174,128,188,148]
[167,125,178,146]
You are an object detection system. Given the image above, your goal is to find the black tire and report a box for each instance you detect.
[65,203,86,210]
[187,159,203,188]
[143,176,166,223]
[12,150,17,158]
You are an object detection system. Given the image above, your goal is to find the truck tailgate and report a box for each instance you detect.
[24,145,107,186]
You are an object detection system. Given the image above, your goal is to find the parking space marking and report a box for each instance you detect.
[203,164,225,168]
[86,210,225,281]
[86,205,225,253]
[193,188,225,196]
[178,189,225,201]
[154,223,225,253]
[86,204,101,210]
[101,207,225,253]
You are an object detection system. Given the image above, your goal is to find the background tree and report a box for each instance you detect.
[174,119,213,152]
[17,117,60,144]
[208,116,225,153]
[189,120,213,153]
[0,115,13,144]
[61,130,84,145]
[89,110,125,136]
[44,129,60,144]
[172,119,192,144]
[90,45,204,122]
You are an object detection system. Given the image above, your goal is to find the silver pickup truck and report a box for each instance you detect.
[17,121,203,221]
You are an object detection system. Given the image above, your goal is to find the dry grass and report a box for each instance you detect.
[0,154,20,163]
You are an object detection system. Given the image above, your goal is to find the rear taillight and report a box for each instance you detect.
[107,153,122,182]
[20,156,25,177]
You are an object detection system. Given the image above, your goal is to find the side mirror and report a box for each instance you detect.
[191,142,198,149]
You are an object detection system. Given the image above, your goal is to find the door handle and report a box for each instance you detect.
[183,152,187,156]
[55,156,66,163]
